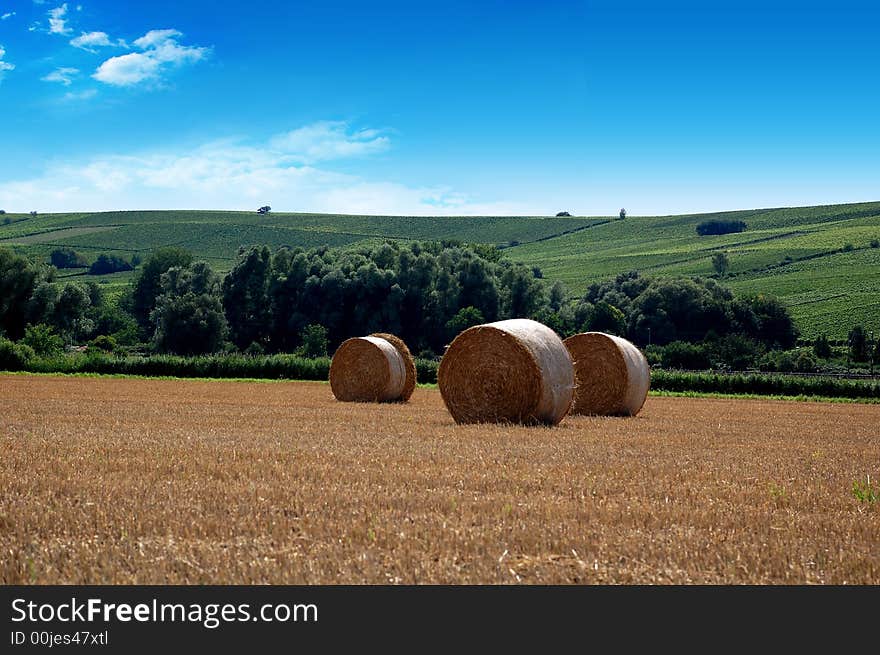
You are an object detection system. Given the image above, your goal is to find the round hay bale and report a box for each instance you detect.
[369,332,417,402]
[563,332,650,416]
[329,336,407,402]
[438,318,574,425]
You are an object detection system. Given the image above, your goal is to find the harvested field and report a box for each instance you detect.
[1,374,878,584]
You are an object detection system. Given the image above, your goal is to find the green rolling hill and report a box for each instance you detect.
[1,202,878,340]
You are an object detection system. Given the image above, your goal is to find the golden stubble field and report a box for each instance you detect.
[1,375,878,584]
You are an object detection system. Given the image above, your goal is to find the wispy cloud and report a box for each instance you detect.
[48,3,72,35]
[70,31,123,52]
[132,29,183,50]
[0,46,14,84]
[93,29,209,87]
[269,122,391,163]
[0,124,519,215]
[1,12,16,20]
[41,66,79,86]
[62,88,97,101]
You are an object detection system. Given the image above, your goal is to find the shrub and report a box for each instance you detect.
[710,334,762,369]
[21,324,64,357]
[86,335,118,354]
[0,338,34,370]
[758,350,795,372]
[651,341,712,369]
[843,243,855,252]
[794,351,816,373]
[244,341,265,356]
[870,239,879,248]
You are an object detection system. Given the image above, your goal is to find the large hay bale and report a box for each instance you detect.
[438,318,574,425]
[329,336,408,402]
[563,332,650,416]
[369,332,417,402]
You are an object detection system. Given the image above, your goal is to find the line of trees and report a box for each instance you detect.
[50,248,138,275]
[696,219,747,236]
[0,241,825,367]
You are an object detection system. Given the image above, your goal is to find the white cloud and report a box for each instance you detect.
[0,46,14,84]
[269,122,391,163]
[92,52,161,86]
[93,29,208,86]
[0,125,521,215]
[1,12,16,20]
[48,3,72,35]
[70,31,119,51]
[41,66,79,85]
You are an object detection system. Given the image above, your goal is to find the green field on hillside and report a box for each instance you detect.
[1,202,877,339]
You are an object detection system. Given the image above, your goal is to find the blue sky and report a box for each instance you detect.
[0,0,877,215]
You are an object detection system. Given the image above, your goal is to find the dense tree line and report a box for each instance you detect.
[696,219,747,236]
[0,241,812,367]
[571,271,799,348]
[219,241,547,356]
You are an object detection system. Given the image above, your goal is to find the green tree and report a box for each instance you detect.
[585,301,626,335]
[848,325,868,362]
[0,248,44,340]
[298,324,328,358]
[151,262,228,355]
[711,252,729,277]
[131,247,193,334]
[749,294,799,349]
[456,255,499,322]
[222,246,271,349]
[53,283,93,341]
[499,263,546,318]
[813,334,832,359]
[445,306,485,340]
[548,280,567,312]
